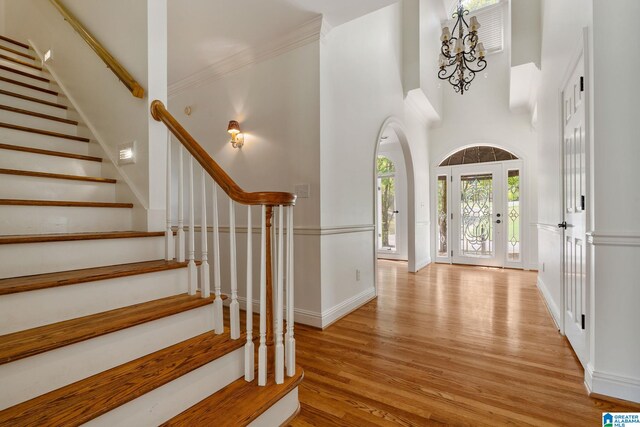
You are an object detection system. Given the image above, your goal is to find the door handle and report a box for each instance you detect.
[558,221,567,229]
[393,210,399,214]
[496,220,501,224]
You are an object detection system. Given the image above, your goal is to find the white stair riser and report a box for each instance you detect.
[0,304,216,410]
[249,388,299,427]
[0,148,102,176]
[0,236,165,279]
[85,347,244,427]
[0,68,55,91]
[0,47,37,64]
[0,205,132,236]
[0,80,60,105]
[0,268,189,335]
[0,174,115,202]
[0,93,68,119]
[0,126,88,155]
[0,58,45,77]
[0,108,78,135]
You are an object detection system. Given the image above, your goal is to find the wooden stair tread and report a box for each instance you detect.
[0,199,132,208]
[0,168,114,183]
[0,89,66,109]
[0,44,35,61]
[0,293,215,365]
[0,330,245,427]
[162,367,304,427]
[0,64,49,83]
[0,35,29,50]
[0,76,57,96]
[0,231,166,245]
[0,143,100,162]
[0,104,77,125]
[0,260,190,295]
[0,123,86,142]
[0,53,41,71]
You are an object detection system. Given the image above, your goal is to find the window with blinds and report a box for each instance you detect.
[444,1,504,54]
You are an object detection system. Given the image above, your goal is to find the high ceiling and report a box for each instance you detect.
[168,0,398,85]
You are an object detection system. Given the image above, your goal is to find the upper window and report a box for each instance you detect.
[439,146,518,166]
[445,0,504,54]
[451,0,499,14]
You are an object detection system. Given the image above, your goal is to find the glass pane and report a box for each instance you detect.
[437,176,448,257]
[379,176,396,251]
[460,173,493,257]
[507,170,521,261]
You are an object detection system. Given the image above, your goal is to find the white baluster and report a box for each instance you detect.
[165,134,174,261]
[187,157,197,295]
[177,146,185,262]
[200,168,210,298]
[212,184,223,334]
[275,205,284,384]
[285,205,296,377]
[258,205,267,386]
[229,200,240,339]
[244,205,254,382]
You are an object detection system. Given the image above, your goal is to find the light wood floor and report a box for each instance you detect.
[288,260,639,426]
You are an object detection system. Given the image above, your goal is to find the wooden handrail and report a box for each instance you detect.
[150,100,296,206]
[49,0,144,99]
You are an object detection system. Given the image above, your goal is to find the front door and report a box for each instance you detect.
[562,53,588,367]
[452,163,504,267]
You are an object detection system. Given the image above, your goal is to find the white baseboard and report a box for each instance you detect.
[236,287,376,329]
[320,287,376,328]
[585,363,640,403]
[536,277,561,330]
[415,257,432,272]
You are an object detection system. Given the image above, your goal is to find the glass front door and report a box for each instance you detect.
[452,164,505,267]
[435,160,523,268]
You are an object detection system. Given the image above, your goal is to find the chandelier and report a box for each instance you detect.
[438,0,487,94]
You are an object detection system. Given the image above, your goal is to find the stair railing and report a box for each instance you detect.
[49,0,144,98]
[151,100,296,386]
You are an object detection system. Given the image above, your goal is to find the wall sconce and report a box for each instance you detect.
[227,120,244,149]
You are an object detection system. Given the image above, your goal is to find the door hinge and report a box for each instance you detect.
[451,250,453,257]
[581,314,586,330]
[450,176,453,182]
[580,76,585,92]
[451,213,453,220]
[581,195,585,211]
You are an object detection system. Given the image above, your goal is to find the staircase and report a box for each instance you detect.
[0,34,301,426]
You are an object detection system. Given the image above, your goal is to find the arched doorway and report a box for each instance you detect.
[435,146,524,268]
[374,119,416,286]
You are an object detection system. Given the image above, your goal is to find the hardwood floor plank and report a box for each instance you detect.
[287,261,640,426]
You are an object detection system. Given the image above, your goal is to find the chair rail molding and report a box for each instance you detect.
[586,231,640,247]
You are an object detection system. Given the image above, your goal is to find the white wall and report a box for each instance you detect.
[168,42,323,322]
[589,0,640,403]
[511,0,541,68]
[5,0,167,230]
[538,0,639,403]
[320,3,431,319]
[0,0,6,34]
[429,1,539,270]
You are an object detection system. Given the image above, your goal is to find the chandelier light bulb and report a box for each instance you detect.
[469,16,480,32]
[454,38,464,54]
[441,26,451,42]
[477,42,486,57]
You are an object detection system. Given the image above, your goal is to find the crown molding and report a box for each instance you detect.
[169,15,325,97]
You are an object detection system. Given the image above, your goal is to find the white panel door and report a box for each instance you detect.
[562,54,588,367]
[452,163,505,267]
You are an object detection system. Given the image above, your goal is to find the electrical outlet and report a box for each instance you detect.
[356,269,361,281]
